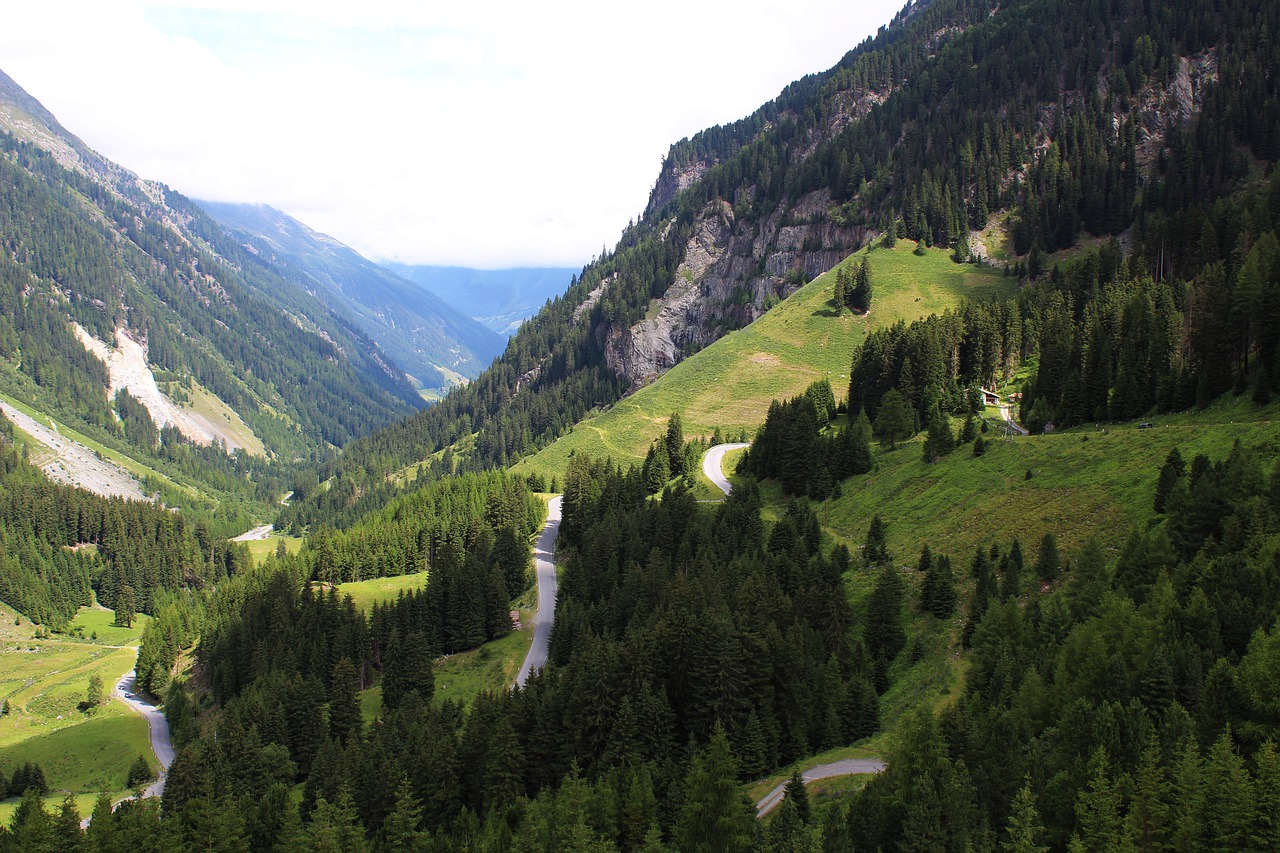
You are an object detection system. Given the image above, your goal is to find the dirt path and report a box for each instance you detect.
[516,496,562,687]
[999,405,1029,436]
[0,402,147,501]
[703,442,751,496]
[755,757,887,816]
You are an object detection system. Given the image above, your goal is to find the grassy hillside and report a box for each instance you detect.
[514,242,1015,480]
[0,602,153,806]
[806,395,1280,564]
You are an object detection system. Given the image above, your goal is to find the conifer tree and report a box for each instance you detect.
[1002,778,1049,853]
[665,413,685,478]
[675,725,757,853]
[864,516,890,567]
[329,657,362,745]
[381,776,428,852]
[783,770,811,825]
[1035,533,1061,583]
[873,390,913,449]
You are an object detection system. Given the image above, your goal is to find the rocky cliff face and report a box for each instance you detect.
[602,85,886,389]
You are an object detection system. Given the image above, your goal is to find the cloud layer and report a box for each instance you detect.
[3,0,903,268]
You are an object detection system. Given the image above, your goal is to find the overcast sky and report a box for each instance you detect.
[2,0,904,269]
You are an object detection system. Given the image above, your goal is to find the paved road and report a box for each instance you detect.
[702,442,751,496]
[115,669,174,797]
[516,495,562,687]
[81,669,175,826]
[230,523,273,542]
[755,758,887,816]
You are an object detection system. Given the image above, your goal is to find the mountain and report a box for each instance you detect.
[382,264,577,336]
[322,0,1275,490]
[0,68,423,478]
[197,203,505,392]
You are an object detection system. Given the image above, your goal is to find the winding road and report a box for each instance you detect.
[702,442,751,496]
[80,668,175,827]
[755,758,887,816]
[515,495,562,687]
[114,669,174,797]
[699,441,887,817]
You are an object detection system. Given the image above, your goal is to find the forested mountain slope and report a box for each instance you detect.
[319,0,1273,506]
[0,69,420,473]
[197,203,505,393]
[15,0,1278,849]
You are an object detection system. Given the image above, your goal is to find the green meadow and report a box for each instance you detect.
[0,602,153,809]
[813,395,1280,564]
[337,571,429,613]
[514,242,1014,480]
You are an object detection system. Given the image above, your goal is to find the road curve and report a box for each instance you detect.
[702,443,751,496]
[755,758,887,816]
[115,669,174,797]
[516,495,562,687]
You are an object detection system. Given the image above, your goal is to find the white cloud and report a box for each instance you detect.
[2,0,903,268]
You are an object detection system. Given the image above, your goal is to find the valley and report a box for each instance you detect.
[1,0,1279,849]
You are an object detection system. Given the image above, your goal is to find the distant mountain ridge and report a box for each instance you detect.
[0,68,423,466]
[197,202,505,391]
[382,263,577,336]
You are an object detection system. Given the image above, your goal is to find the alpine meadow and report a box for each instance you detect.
[2,0,1280,851]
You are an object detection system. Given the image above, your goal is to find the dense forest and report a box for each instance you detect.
[5,0,1280,849]
[0,422,233,629]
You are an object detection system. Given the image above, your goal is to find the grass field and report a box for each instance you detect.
[181,380,266,457]
[433,627,535,706]
[243,533,305,565]
[514,242,1014,481]
[0,602,153,810]
[337,571,429,612]
[814,395,1280,564]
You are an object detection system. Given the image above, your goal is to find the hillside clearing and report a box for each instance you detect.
[514,242,1014,480]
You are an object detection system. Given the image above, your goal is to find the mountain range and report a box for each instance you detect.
[196,201,506,393]
[381,264,577,337]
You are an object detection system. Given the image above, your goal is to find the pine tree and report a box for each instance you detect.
[783,770,811,825]
[1002,778,1049,853]
[864,515,890,567]
[1154,447,1185,514]
[675,725,757,853]
[833,267,847,315]
[381,776,428,852]
[1070,748,1125,851]
[922,407,955,463]
[329,658,362,745]
[665,413,686,478]
[644,441,670,495]
[850,257,872,313]
[1035,533,1061,583]
[873,390,913,449]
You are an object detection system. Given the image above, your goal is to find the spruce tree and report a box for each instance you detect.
[665,413,685,477]
[864,515,890,567]
[1035,533,1061,583]
[783,770,811,824]
[1002,778,1049,853]
[873,390,913,449]
[328,658,362,745]
[675,725,757,853]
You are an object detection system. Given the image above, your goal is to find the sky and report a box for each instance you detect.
[1,0,905,269]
